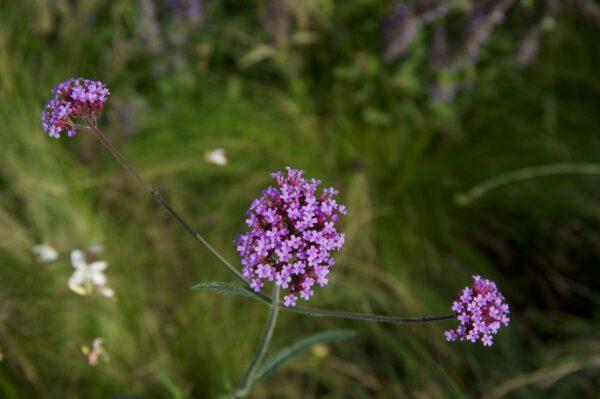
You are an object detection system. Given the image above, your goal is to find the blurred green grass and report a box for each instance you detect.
[0,1,599,398]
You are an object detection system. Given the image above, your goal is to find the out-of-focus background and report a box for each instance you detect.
[0,1,599,398]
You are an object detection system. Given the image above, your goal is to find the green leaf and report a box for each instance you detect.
[192,282,261,301]
[157,368,185,399]
[253,329,357,383]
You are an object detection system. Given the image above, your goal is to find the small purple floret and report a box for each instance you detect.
[41,78,110,138]
[235,167,346,306]
[445,275,510,346]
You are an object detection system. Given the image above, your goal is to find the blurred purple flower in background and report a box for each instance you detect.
[235,167,346,306]
[445,275,510,346]
[515,16,555,67]
[264,0,290,44]
[458,0,515,67]
[383,0,449,61]
[137,0,165,53]
[419,0,449,24]
[41,78,109,138]
[429,23,457,103]
[167,0,205,26]
[382,3,421,61]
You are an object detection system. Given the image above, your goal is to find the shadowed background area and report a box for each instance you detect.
[0,1,599,398]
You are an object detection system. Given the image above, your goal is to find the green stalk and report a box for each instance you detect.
[286,306,454,323]
[86,122,247,284]
[87,123,455,325]
[235,284,281,398]
[224,285,455,324]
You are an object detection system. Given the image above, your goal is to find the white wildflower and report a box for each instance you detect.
[88,243,104,254]
[32,243,58,263]
[204,148,228,166]
[82,338,108,366]
[100,287,114,298]
[68,249,112,297]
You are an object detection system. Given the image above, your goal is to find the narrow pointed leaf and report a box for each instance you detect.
[253,329,357,383]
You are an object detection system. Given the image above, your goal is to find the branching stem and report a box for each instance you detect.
[85,123,455,326]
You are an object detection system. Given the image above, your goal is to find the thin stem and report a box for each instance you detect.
[235,285,281,398]
[456,163,600,206]
[86,123,455,326]
[85,122,248,284]
[243,287,454,324]
[288,306,455,323]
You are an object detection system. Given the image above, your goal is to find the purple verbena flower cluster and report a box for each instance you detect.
[235,167,346,307]
[444,275,510,346]
[41,78,110,138]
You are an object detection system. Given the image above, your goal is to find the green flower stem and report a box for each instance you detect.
[288,306,455,323]
[87,124,454,326]
[239,287,455,324]
[456,163,600,206]
[235,284,281,398]
[86,123,248,284]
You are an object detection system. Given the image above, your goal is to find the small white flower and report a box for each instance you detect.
[82,338,108,366]
[100,287,114,298]
[204,148,228,166]
[32,243,58,263]
[68,249,111,297]
[88,243,104,255]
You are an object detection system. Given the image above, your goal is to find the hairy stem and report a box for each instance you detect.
[86,122,247,284]
[235,285,281,398]
[456,163,600,206]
